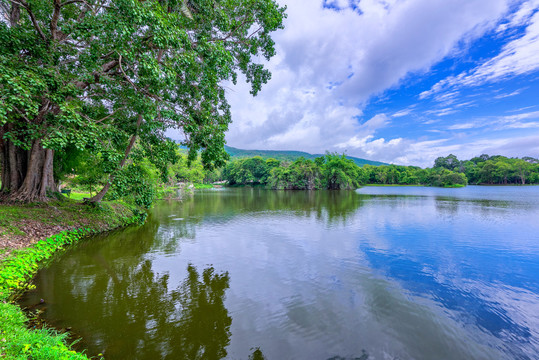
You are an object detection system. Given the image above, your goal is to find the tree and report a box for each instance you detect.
[266,157,321,190]
[433,154,461,171]
[0,0,286,202]
[321,153,360,190]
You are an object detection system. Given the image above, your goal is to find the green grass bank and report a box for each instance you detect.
[0,199,141,359]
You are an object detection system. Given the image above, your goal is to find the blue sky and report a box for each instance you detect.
[222,0,539,167]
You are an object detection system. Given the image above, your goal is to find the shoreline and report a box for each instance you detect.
[0,200,141,359]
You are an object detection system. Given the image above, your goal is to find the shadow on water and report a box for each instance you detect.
[21,262,236,359]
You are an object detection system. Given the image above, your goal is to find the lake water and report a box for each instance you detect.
[20,186,539,359]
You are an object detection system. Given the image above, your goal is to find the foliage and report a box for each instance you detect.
[105,162,157,208]
[223,156,272,185]
[425,168,468,187]
[169,150,205,184]
[462,155,539,185]
[433,154,462,171]
[267,157,322,190]
[0,229,93,300]
[158,150,539,191]
[0,203,139,359]
[225,153,362,190]
[0,302,89,360]
[0,0,286,202]
[320,153,361,190]
[194,183,214,189]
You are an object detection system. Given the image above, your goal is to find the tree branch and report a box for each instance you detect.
[60,0,88,7]
[50,0,61,40]
[118,54,139,92]
[74,59,119,89]
[8,0,47,40]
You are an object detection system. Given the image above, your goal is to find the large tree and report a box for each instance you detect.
[0,0,285,202]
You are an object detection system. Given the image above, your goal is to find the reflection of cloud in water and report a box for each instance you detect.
[20,187,539,360]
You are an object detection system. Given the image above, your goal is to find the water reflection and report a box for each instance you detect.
[19,186,539,359]
[22,262,232,359]
[156,188,366,225]
[355,186,539,359]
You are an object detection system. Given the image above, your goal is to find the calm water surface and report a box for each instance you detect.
[20,186,539,359]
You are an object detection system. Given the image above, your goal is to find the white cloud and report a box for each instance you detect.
[421,3,539,98]
[392,108,413,117]
[507,105,537,112]
[335,110,539,166]
[336,135,406,162]
[425,108,459,116]
[448,123,478,130]
[493,89,524,99]
[496,0,539,32]
[387,134,539,167]
[226,0,513,156]
[493,110,539,129]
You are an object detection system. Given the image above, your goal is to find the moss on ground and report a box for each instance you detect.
[0,200,141,359]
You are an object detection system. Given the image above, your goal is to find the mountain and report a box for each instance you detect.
[224,146,388,167]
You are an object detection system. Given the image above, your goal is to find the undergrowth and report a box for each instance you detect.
[0,204,140,359]
[0,302,88,359]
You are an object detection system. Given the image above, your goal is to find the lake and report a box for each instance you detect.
[20,186,539,359]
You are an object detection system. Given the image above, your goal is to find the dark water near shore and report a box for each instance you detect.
[20,186,539,359]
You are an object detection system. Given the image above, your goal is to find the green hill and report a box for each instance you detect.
[224,146,387,167]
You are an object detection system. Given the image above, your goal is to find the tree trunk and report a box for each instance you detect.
[89,114,143,203]
[0,128,27,194]
[0,135,56,202]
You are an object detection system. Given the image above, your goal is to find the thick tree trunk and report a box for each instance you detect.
[0,130,27,193]
[0,135,56,202]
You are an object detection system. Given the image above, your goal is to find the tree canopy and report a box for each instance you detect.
[0,0,286,202]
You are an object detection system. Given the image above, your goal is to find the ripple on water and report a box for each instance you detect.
[17,187,539,360]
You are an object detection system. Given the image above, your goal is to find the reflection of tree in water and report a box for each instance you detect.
[327,352,369,360]
[174,264,231,360]
[62,262,232,359]
[26,234,271,360]
[248,347,267,360]
[160,188,366,225]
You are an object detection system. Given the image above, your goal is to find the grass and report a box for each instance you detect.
[0,302,89,360]
[0,199,135,240]
[67,192,92,201]
[194,183,214,189]
[0,200,141,359]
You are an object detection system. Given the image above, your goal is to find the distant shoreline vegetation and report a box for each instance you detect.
[210,153,539,190]
[60,149,539,209]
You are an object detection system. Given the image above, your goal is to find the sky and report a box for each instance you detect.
[221,0,539,167]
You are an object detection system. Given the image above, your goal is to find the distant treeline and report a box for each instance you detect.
[202,153,539,189]
[215,153,467,189]
[432,154,539,185]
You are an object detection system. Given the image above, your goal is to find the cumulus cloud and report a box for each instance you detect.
[213,0,539,168]
[225,0,514,160]
[389,134,539,167]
